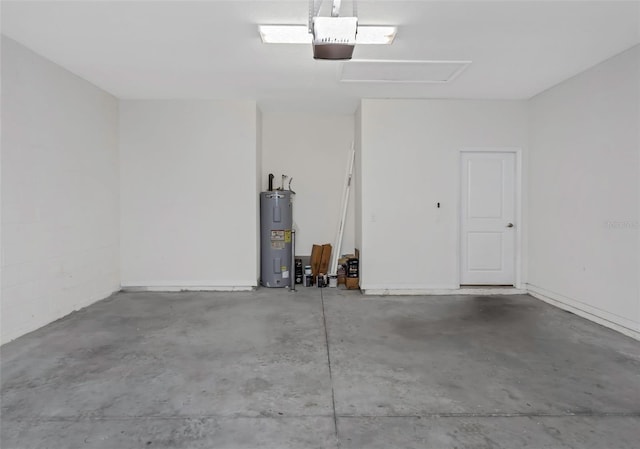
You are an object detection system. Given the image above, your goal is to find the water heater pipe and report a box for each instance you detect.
[291,230,296,292]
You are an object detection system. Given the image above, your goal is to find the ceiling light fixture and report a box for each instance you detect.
[355,26,397,45]
[258,25,397,45]
[259,25,312,44]
[260,0,397,60]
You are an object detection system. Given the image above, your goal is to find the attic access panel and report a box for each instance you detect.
[340,60,471,83]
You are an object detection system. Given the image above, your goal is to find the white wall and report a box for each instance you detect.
[359,99,528,291]
[256,108,263,280]
[528,45,640,336]
[354,106,362,256]
[119,100,259,289]
[261,113,355,256]
[1,37,120,343]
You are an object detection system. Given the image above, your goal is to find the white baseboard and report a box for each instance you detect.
[527,284,640,341]
[121,281,256,292]
[362,283,456,292]
[362,287,526,296]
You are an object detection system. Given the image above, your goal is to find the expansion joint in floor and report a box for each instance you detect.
[319,288,339,442]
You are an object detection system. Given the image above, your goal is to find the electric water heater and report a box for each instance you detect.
[260,190,293,288]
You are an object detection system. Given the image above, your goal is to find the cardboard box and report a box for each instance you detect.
[345,277,359,290]
[319,244,332,275]
[339,250,359,270]
[310,244,323,278]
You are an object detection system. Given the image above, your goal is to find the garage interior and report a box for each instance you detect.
[1,1,639,448]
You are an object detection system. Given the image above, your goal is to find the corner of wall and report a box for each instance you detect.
[1,38,120,344]
[256,105,263,283]
[526,44,640,338]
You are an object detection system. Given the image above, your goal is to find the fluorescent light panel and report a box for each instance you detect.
[259,25,310,44]
[357,26,397,44]
[259,25,396,45]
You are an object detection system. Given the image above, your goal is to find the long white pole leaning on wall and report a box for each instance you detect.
[330,143,356,275]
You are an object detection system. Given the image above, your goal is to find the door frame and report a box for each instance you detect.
[456,148,524,289]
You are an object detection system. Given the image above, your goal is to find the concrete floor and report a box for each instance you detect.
[1,288,639,449]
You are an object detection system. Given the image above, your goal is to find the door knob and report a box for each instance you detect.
[506,223,514,228]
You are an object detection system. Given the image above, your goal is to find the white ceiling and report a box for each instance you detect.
[2,0,639,113]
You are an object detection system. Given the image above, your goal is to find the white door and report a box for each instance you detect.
[460,152,516,285]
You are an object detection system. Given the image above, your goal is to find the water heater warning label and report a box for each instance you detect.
[285,230,291,243]
[271,230,285,250]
